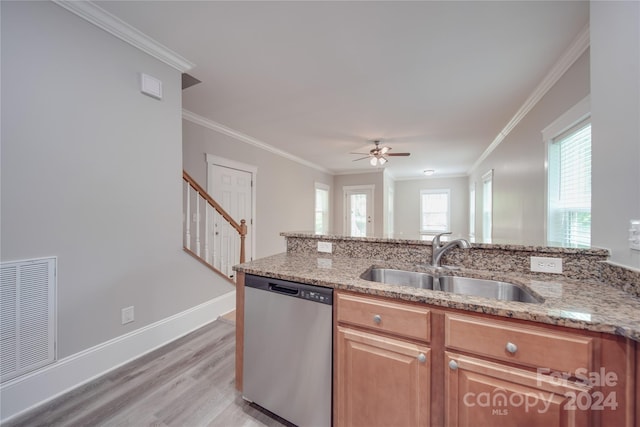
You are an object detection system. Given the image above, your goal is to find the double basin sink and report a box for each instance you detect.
[361,267,542,304]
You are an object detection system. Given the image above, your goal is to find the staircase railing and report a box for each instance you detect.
[183,170,247,283]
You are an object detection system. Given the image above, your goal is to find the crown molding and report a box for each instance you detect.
[52,0,195,72]
[468,24,590,175]
[394,173,469,182]
[182,109,333,175]
[333,168,386,177]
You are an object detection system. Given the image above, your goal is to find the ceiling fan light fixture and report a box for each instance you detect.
[352,140,411,165]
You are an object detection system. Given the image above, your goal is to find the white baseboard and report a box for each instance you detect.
[0,291,236,423]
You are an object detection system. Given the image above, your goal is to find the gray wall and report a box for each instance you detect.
[394,176,469,239]
[468,50,590,245]
[182,120,333,258]
[1,1,232,358]
[591,1,640,269]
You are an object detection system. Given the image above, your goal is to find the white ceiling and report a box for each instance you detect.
[96,0,589,179]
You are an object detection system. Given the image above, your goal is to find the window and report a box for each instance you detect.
[469,183,476,238]
[547,119,591,247]
[420,189,450,234]
[314,183,330,235]
[482,170,493,241]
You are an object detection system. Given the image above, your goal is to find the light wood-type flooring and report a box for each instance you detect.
[5,316,292,427]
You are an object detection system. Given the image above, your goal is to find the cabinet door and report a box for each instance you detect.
[335,326,431,427]
[445,352,592,427]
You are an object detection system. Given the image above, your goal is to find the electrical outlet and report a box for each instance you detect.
[317,241,333,253]
[530,256,563,274]
[121,306,134,325]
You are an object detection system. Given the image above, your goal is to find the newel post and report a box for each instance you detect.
[239,219,247,264]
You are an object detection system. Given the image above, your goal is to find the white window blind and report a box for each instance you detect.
[547,120,591,247]
[420,189,450,233]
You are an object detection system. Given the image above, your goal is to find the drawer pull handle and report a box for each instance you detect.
[373,314,382,324]
[417,353,427,363]
[505,342,518,354]
[449,360,458,370]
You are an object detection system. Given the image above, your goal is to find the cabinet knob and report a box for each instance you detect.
[373,314,382,324]
[449,360,458,370]
[505,342,518,354]
[417,353,427,363]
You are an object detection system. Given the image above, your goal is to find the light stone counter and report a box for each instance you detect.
[234,251,640,342]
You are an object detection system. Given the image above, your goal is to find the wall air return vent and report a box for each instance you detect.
[1,257,56,383]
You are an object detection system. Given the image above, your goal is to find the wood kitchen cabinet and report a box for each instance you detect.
[335,292,432,427]
[336,327,431,427]
[334,291,635,427]
[445,351,591,426]
[444,313,633,427]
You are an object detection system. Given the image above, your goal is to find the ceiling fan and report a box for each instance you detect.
[351,140,411,166]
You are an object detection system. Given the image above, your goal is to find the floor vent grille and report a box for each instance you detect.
[1,257,56,383]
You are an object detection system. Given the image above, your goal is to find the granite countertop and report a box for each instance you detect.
[234,252,640,342]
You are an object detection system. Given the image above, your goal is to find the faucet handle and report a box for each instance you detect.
[433,232,452,248]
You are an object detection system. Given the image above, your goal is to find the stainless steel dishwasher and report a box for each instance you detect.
[243,274,333,427]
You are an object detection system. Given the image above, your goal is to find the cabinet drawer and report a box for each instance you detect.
[445,313,593,374]
[337,293,430,342]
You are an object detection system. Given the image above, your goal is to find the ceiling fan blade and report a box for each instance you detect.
[349,152,371,155]
[352,156,371,161]
[386,152,411,156]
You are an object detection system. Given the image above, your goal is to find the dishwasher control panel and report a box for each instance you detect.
[245,274,333,306]
[300,290,330,303]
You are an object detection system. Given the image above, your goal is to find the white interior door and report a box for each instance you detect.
[208,162,254,276]
[344,186,374,237]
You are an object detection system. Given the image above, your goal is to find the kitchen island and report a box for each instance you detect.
[234,233,640,426]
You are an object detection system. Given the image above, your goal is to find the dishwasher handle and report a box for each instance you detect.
[268,283,299,296]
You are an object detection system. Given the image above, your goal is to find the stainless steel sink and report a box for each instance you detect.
[361,268,542,303]
[439,276,542,304]
[360,268,435,289]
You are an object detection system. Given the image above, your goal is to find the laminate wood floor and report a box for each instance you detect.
[5,318,293,427]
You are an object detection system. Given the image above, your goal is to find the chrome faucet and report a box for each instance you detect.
[431,232,471,267]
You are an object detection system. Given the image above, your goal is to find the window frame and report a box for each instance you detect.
[314,182,330,235]
[419,188,451,235]
[469,182,476,239]
[482,170,493,241]
[542,96,591,247]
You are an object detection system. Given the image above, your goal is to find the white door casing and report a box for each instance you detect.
[206,155,256,269]
[343,185,374,237]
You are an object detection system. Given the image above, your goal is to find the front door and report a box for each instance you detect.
[344,186,374,237]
